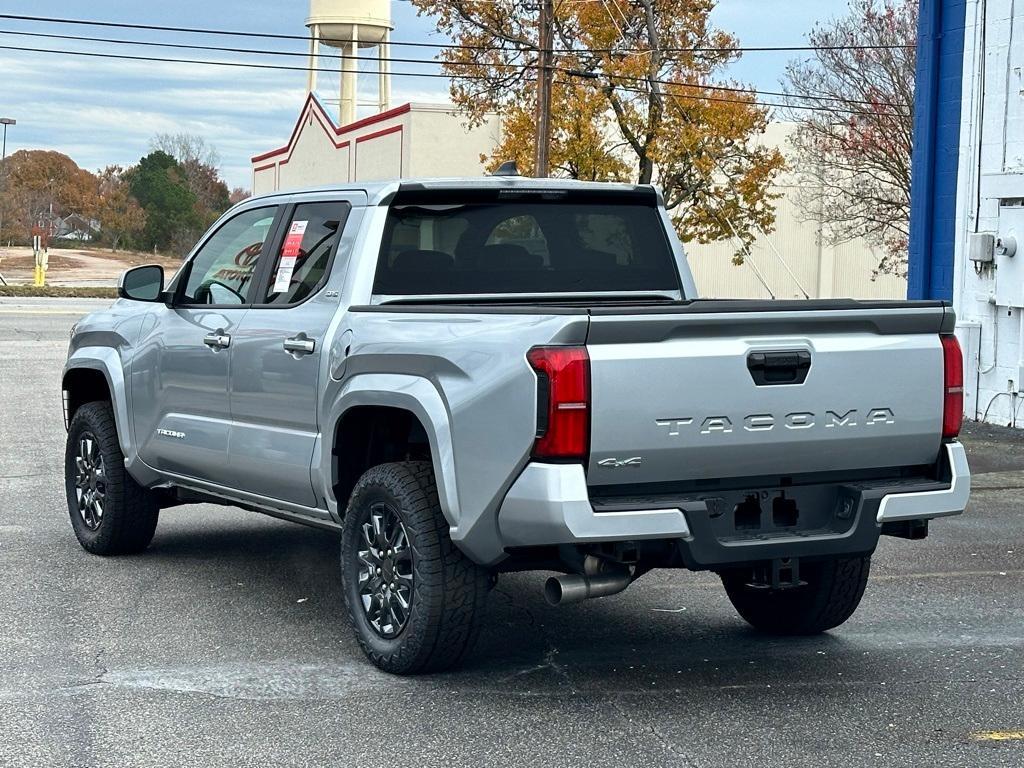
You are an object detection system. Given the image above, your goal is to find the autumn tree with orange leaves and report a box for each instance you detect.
[783,0,916,277]
[410,0,784,257]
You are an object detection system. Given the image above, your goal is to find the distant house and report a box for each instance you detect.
[54,214,100,242]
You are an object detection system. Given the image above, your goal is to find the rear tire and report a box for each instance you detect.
[64,401,159,555]
[721,556,871,635]
[340,461,489,675]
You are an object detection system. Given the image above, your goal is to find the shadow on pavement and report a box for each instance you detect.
[117,512,897,696]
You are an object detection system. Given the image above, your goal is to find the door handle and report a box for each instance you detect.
[283,335,316,356]
[203,332,231,349]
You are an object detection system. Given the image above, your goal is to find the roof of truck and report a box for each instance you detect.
[247,176,661,207]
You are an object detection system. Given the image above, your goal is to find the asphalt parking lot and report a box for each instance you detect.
[1,297,1023,768]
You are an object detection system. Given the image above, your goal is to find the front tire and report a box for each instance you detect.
[721,556,871,635]
[64,401,159,555]
[340,461,489,674]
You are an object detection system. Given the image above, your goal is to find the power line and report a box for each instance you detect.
[587,81,905,119]
[0,26,905,109]
[0,36,907,117]
[560,66,906,109]
[0,13,916,55]
[0,12,481,51]
[0,27,504,69]
[0,42,499,81]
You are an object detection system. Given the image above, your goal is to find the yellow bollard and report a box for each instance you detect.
[33,248,48,287]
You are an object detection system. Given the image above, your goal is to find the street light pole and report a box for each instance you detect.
[0,117,15,286]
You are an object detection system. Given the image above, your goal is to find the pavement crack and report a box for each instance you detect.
[6,325,42,341]
[92,648,108,681]
[493,582,578,693]
[541,645,577,693]
[606,694,695,766]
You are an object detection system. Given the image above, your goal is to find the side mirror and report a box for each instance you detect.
[118,264,165,302]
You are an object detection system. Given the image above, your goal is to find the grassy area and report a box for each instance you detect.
[0,285,118,299]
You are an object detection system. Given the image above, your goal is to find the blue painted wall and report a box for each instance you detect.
[908,0,968,300]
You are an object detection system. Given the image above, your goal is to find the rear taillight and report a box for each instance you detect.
[941,334,963,439]
[527,346,590,461]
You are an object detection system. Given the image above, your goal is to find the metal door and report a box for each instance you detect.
[132,205,282,482]
[227,200,354,507]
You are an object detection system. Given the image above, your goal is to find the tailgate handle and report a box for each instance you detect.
[747,350,811,385]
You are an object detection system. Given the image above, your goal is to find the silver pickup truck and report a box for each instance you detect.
[62,177,970,674]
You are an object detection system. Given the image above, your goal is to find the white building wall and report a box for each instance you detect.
[407,107,500,178]
[954,0,1024,427]
[685,122,907,300]
[280,112,353,188]
[354,127,405,180]
[252,164,277,196]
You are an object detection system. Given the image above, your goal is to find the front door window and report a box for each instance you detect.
[180,207,278,305]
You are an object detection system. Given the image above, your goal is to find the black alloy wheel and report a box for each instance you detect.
[72,431,106,531]
[357,501,414,638]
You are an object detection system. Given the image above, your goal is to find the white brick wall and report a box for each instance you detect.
[954,0,1024,427]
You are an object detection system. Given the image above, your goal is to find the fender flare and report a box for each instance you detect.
[63,347,136,466]
[324,373,460,528]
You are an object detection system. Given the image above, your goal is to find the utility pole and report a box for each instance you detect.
[534,0,554,178]
[0,117,15,286]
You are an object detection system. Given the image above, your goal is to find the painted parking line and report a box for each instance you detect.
[871,569,1024,581]
[970,731,1024,742]
[0,309,92,315]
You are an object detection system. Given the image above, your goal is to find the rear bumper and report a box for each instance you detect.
[496,442,969,567]
[876,442,970,523]
[497,462,694,547]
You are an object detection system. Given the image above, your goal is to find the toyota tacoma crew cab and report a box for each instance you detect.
[62,177,970,674]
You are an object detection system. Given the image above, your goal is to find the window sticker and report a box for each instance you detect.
[273,256,297,293]
[282,220,308,258]
[273,221,307,293]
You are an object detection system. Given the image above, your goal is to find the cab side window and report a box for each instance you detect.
[179,207,278,306]
[261,202,351,305]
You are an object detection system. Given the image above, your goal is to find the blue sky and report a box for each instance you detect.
[0,0,852,189]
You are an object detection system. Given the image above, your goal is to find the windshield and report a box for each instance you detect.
[373,191,681,297]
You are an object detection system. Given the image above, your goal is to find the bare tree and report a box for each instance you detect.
[782,0,916,277]
[150,133,220,170]
[147,133,230,242]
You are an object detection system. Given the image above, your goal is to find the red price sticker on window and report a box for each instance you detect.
[272,221,308,294]
[281,220,307,258]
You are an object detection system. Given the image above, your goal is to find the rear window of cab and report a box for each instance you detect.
[374,189,681,296]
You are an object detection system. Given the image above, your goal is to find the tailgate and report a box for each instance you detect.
[585,301,952,488]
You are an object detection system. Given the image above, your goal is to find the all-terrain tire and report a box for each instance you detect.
[721,556,871,635]
[65,400,159,555]
[340,461,490,675]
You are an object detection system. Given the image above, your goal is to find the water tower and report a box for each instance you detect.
[306,0,393,126]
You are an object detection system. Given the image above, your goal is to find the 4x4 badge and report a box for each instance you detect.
[597,456,643,468]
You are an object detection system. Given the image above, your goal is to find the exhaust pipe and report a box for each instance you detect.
[544,567,631,606]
